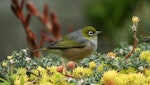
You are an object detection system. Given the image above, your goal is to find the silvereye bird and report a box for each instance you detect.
[38,26,101,61]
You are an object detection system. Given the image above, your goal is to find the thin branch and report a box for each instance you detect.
[125,31,138,59]
[58,70,75,78]
[125,16,140,59]
[26,71,41,85]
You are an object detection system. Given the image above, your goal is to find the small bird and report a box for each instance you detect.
[36,26,101,61]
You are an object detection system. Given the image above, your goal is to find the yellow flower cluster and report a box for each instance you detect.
[126,67,137,73]
[100,70,150,85]
[12,63,98,85]
[119,67,137,74]
[140,50,150,62]
[97,62,105,72]
[13,66,68,85]
[13,68,28,85]
[73,67,93,78]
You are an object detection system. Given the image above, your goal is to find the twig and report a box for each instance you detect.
[125,31,138,59]
[59,71,75,78]
[26,70,41,84]
[27,77,40,85]
[27,71,41,78]
[125,16,140,59]
[11,0,39,56]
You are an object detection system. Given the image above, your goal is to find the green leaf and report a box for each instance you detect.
[20,75,25,85]
[0,78,10,85]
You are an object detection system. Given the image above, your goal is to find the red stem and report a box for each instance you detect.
[125,31,138,59]
[11,0,62,57]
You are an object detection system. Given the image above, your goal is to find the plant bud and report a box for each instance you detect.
[132,16,140,24]
[56,65,64,73]
[67,61,76,69]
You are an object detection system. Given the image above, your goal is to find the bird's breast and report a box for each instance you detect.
[61,42,96,61]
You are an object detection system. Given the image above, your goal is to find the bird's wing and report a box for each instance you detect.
[47,33,87,49]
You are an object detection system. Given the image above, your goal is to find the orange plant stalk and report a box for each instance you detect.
[11,0,62,57]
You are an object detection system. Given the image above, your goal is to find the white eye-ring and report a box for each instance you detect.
[88,31,94,36]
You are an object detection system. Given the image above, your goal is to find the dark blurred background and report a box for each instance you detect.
[0,0,150,61]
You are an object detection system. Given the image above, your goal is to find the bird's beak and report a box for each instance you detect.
[95,31,102,35]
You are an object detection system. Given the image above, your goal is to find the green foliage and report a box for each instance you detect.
[85,0,145,49]
[0,43,150,84]
[86,0,138,30]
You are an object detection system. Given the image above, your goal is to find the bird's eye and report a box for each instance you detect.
[88,31,94,36]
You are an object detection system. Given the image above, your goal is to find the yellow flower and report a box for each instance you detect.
[107,52,116,58]
[14,75,29,85]
[13,68,28,85]
[2,61,7,67]
[132,16,140,24]
[144,69,150,77]
[97,62,104,72]
[140,50,150,62]
[14,76,20,85]
[119,69,127,74]
[101,70,146,85]
[73,67,93,78]
[115,73,146,85]
[29,69,39,81]
[37,66,44,71]
[49,72,67,85]
[89,61,96,69]
[73,67,84,78]
[37,66,47,76]
[127,73,146,84]
[101,70,117,85]
[84,68,93,77]
[16,67,27,75]
[135,48,140,52]
[115,74,128,85]
[46,66,57,73]
[7,56,13,60]
[147,76,150,84]
[40,74,51,84]
[126,67,137,73]
[39,82,52,85]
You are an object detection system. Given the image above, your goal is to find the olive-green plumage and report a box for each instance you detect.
[44,26,101,61]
